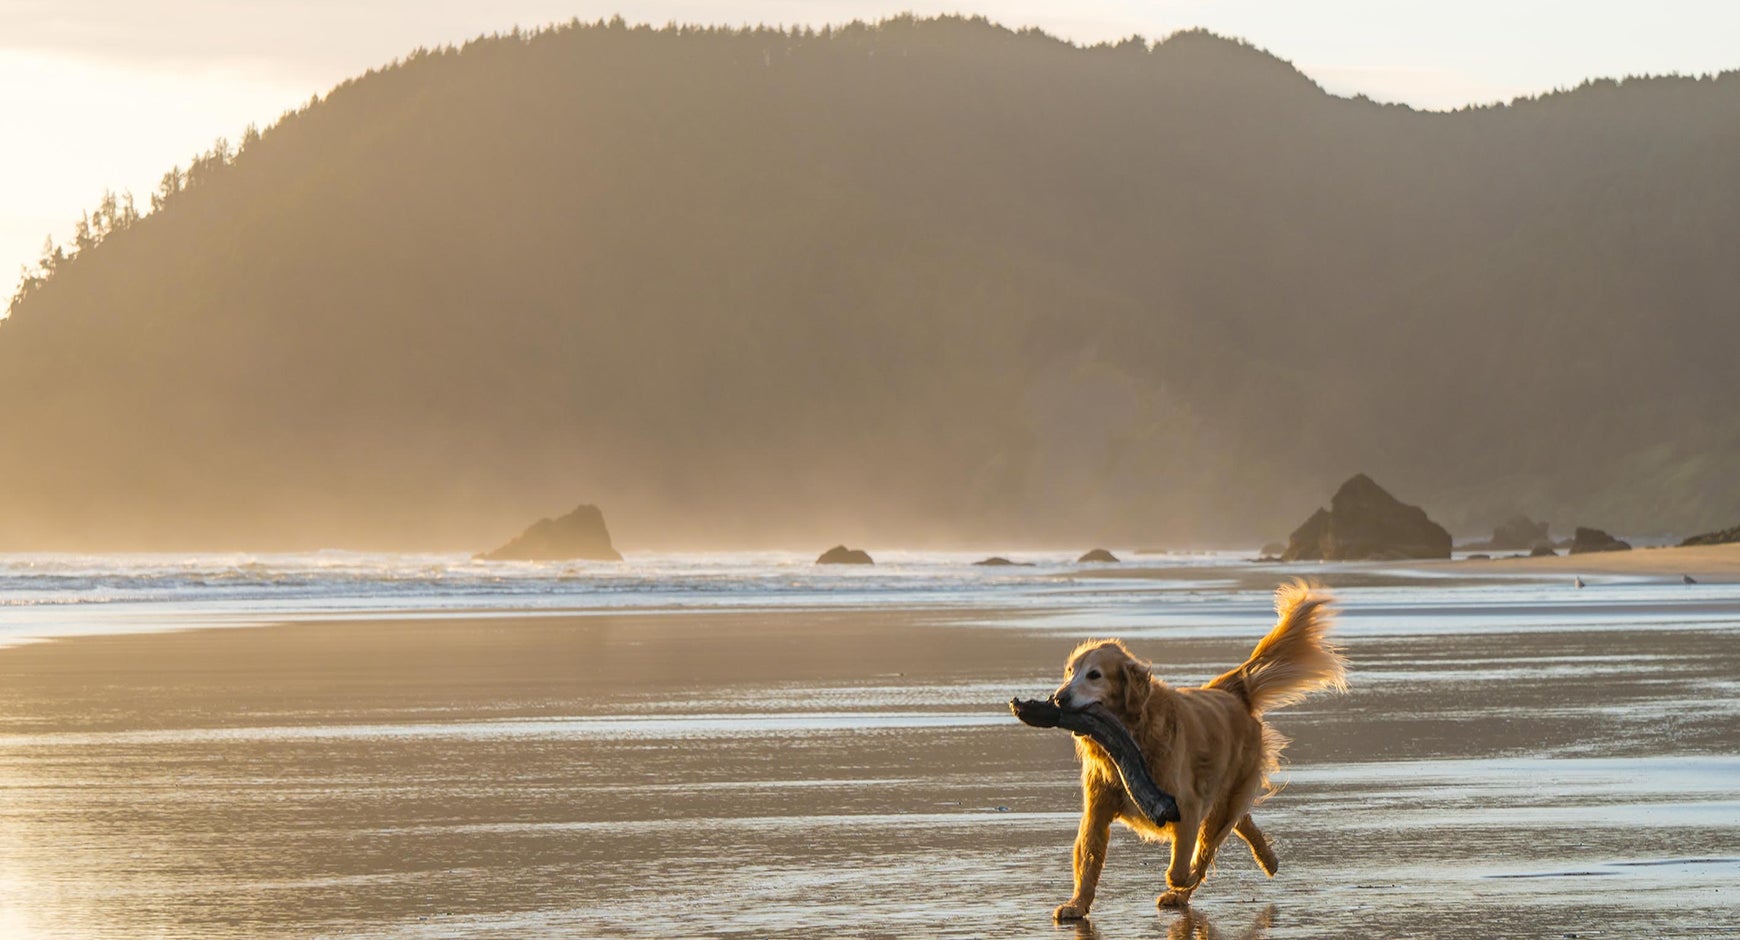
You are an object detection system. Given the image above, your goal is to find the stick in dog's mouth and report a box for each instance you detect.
[1009,696,1181,824]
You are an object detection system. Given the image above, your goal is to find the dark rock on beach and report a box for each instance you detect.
[1681,524,1740,547]
[817,545,874,565]
[1077,548,1119,563]
[1529,544,1559,557]
[1282,474,1452,561]
[1490,514,1550,551]
[480,504,622,561]
[973,556,1033,567]
[1569,526,1631,555]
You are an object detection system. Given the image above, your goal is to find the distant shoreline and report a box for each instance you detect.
[1435,540,1740,579]
[1069,540,1740,585]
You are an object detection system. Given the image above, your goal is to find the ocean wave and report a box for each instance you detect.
[0,549,1254,642]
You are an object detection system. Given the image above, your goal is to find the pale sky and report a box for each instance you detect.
[4,1,1739,293]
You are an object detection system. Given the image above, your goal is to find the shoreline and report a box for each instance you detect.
[1072,540,1740,586]
[1442,540,1740,578]
[5,539,1735,652]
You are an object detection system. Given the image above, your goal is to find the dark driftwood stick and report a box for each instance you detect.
[1009,697,1181,825]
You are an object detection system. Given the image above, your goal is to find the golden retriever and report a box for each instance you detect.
[1050,581,1345,919]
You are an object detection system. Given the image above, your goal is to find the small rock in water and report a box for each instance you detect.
[1573,576,1585,588]
[1682,574,1697,584]
[816,545,874,565]
[479,503,622,561]
[1569,526,1631,555]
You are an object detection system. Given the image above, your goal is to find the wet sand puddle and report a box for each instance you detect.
[3,702,1735,936]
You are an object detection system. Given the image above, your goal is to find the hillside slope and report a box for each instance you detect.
[3,16,1738,550]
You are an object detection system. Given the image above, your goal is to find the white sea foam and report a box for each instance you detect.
[0,549,1224,644]
[2,549,1738,646]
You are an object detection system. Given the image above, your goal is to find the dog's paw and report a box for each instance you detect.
[1156,889,1192,909]
[1052,901,1089,922]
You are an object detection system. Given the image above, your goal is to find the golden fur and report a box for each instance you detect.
[1050,580,1346,920]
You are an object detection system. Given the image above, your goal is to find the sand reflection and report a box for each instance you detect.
[1164,905,1274,940]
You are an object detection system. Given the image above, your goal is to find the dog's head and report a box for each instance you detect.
[1053,638,1153,722]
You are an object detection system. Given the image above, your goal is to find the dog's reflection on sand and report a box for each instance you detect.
[1065,919,1102,940]
[1165,905,1276,940]
[1057,904,1274,940]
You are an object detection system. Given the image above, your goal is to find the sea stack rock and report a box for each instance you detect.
[481,504,622,561]
[816,545,874,565]
[1077,548,1119,563]
[1569,526,1631,555]
[974,556,1031,567]
[1490,515,1550,551]
[1281,474,1452,561]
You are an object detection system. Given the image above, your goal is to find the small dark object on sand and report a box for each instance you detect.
[1682,574,1697,584]
[1009,697,1180,825]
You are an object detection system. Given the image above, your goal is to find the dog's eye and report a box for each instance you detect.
[1086,669,1101,680]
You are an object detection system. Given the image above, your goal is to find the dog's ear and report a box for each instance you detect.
[1122,658,1152,716]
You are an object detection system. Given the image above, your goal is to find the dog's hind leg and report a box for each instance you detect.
[1184,805,1242,891]
[1234,814,1279,876]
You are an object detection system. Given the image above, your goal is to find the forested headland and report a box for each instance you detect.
[4,16,1737,550]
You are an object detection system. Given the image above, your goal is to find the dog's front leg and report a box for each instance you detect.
[1157,811,1201,908]
[1053,776,1119,921]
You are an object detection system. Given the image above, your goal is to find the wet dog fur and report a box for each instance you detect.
[1049,581,1346,919]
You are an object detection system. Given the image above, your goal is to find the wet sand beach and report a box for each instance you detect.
[0,587,1736,938]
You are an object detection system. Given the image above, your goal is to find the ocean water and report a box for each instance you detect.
[0,549,1239,644]
[3,548,1737,646]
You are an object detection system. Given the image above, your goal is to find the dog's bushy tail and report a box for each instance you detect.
[1207,580,1347,715]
